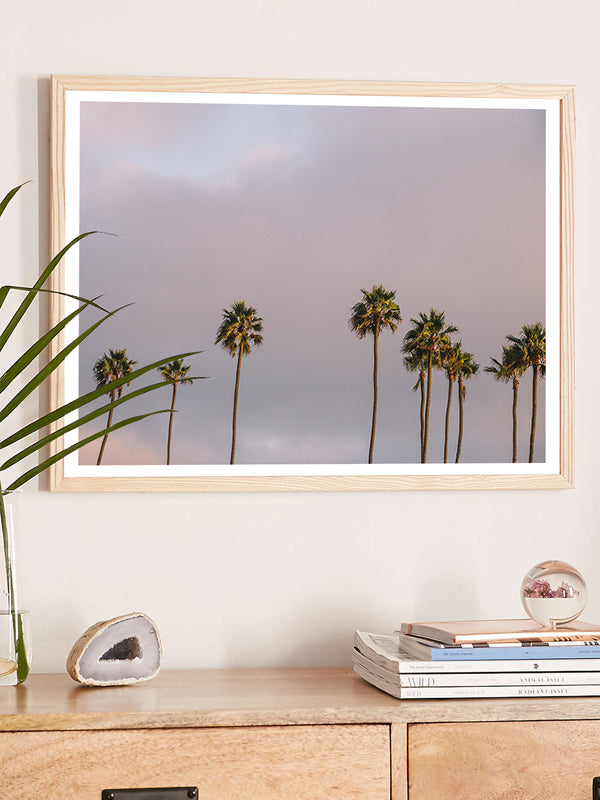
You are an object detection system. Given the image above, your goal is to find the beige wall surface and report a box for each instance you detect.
[1,0,598,672]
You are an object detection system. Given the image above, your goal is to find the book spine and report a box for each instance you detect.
[435,639,600,649]
[354,634,600,672]
[399,624,600,645]
[429,644,600,660]
[399,671,600,688]
[400,683,600,699]
[392,658,600,673]
[355,652,600,674]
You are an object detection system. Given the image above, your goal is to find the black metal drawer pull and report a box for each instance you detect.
[102,789,197,800]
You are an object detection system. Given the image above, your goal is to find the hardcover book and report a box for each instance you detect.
[352,649,600,688]
[398,618,600,644]
[354,632,600,699]
[354,631,600,673]
[353,659,600,700]
[397,632,600,661]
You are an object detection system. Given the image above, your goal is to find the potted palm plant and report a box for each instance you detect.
[0,183,197,683]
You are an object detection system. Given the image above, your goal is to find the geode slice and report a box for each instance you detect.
[66,612,162,686]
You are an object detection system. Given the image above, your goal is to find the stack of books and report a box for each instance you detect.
[354,619,600,699]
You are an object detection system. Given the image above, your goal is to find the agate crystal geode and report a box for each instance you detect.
[66,612,162,686]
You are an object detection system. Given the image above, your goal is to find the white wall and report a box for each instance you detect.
[2,0,599,672]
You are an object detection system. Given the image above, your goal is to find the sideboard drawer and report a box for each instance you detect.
[409,719,600,799]
[0,724,390,799]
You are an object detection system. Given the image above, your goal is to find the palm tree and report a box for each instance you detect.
[157,359,194,465]
[215,300,264,465]
[402,309,457,463]
[93,348,137,465]
[442,342,461,464]
[486,343,528,462]
[453,347,479,464]
[403,351,428,462]
[349,285,401,464]
[508,323,546,463]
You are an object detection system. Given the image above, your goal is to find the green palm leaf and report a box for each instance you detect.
[0,375,208,470]
[0,351,200,449]
[0,305,132,424]
[0,231,101,350]
[0,183,29,220]
[0,285,110,315]
[1,379,163,469]
[0,295,105,396]
[0,181,202,685]
[6,409,171,491]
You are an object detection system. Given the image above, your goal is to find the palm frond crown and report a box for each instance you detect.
[93,348,137,393]
[486,342,528,383]
[403,351,428,393]
[455,348,479,377]
[349,285,401,338]
[402,308,457,363]
[507,322,546,371]
[443,341,463,379]
[158,358,194,385]
[215,300,264,357]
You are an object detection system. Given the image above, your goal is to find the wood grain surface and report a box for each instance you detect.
[2,670,600,797]
[2,670,600,731]
[51,75,573,98]
[0,724,390,799]
[390,723,408,800]
[409,719,600,800]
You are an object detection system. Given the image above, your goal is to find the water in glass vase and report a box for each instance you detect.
[0,612,30,685]
[0,492,30,683]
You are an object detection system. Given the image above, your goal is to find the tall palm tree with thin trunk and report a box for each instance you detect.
[442,342,461,464]
[216,300,264,465]
[349,285,401,464]
[402,309,457,463]
[157,359,194,465]
[403,351,428,462]
[93,348,137,465]
[453,347,479,464]
[486,343,528,462]
[508,323,546,463]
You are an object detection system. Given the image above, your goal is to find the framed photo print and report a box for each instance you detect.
[49,76,574,491]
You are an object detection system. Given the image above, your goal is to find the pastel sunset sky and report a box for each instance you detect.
[76,98,546,466]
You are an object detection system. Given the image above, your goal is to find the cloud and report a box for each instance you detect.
[241,142,290,168]
[78,426,164,466]
[76,102,547,466]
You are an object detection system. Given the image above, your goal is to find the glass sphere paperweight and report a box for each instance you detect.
[521,560,586,628]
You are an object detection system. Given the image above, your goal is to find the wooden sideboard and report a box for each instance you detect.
[2,668,600,798]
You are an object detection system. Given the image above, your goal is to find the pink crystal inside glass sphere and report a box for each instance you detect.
[521,560,586,628]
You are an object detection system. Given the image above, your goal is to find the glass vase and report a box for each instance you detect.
[0,491,30,684]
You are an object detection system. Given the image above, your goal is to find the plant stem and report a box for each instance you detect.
[0,486,29,682]
[0,488,16,649]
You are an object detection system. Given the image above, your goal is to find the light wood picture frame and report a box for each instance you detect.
[49,76,574,492]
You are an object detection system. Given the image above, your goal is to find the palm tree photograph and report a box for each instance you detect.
[486,342,529,463]
[215,301,264,465]
[92,348,137,465]
[402,310,457,464]
[157,359,198,466]
[68,93,553,472]
[349,286,401,464]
